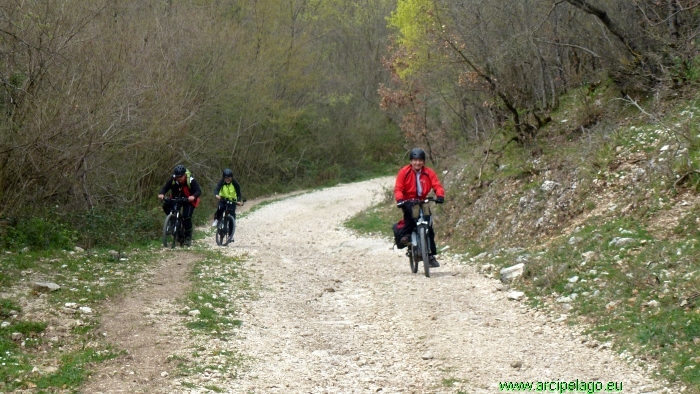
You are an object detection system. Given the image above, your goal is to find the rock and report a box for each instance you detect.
[561,303,573,311]
[519,197,529,208]
[556,296,572,303]
[660,145,670,152]
[646,300,660,308]
[568,237,582,245]
[79,306,93,314]
[74,246,85,253]
[480,264,495,273]
[312,350,329,358]
[188,310,201,316]
[568,276,579,283]
[507,291,525,301]
[608,237,635,247]
[11,332,23,341]
[161,371,169,377]
[65,302,78,308]
[511,361,523,368]
[474,252,489,260]
[421,351,434,360]
[500,263,525,283]
[541,180,558,192]
[1,321,9,328]
[535,217,544,227]
[581,251,597,261]
[32,282,61,292]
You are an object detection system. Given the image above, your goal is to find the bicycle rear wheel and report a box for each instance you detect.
[419,226,430,278]
[163,214,176,248]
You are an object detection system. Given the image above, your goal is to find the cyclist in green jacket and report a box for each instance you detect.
[212,168,243,228]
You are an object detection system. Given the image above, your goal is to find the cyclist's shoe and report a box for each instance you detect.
[429,256,440,268]
[184,237,192,247]
[211,219,218,227]
[400,236,410,246]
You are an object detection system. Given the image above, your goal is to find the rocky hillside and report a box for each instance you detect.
[434,82,700,389]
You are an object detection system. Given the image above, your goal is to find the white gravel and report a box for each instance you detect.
[193,176,675,393]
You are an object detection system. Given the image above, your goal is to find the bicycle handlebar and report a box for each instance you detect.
[221,198,245,206]
[163,197,190,203]
[397,197,440,207]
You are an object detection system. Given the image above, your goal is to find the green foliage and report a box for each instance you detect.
[0,298,20,319]
[387,0,437,78]
[0,204,164,252]
[0,213,77,251]
[345,203,397,238]
[71,205,162,250]
[672,55,700,83]
[182,255,246,337]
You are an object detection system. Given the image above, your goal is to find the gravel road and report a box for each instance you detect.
[202,176,673,393]
[81,176,675,393]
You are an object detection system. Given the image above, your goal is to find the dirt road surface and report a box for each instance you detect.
[83,177,674,393]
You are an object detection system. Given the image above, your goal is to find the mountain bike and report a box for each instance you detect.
[216,199,244,246]
[162,197,190,248]
[400,197,437,278]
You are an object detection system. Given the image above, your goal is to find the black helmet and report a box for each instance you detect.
[222,168,233,178]
[409,148,426,161]
[173,164,186,176]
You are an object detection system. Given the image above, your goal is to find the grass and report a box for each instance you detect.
[171,249,252,385]
[491,213,700,387]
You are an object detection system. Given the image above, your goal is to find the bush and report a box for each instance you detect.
[0,212,76,251]
[71,206,162,250]
[0,205,163,252]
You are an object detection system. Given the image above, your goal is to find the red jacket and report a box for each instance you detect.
[395,165,445,201]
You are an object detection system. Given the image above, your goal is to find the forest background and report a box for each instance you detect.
[2,0,700,248]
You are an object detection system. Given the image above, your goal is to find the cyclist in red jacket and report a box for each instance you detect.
[395,148,445,267]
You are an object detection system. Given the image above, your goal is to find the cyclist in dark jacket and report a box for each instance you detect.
[395,148,445,267]
[212,168,243,229]
[158,164,202,246]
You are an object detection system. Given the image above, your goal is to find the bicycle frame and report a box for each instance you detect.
[411,205,431,250]
[221,199,238,216]
[401,197,435,277]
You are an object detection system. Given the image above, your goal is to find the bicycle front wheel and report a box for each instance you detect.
[419,226,430,278]
[226,215,236,243]
[216,219,226,246]
[163,213,176,248]
[409,245,419,274]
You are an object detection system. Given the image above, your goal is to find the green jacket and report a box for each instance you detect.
[214,178,241,202]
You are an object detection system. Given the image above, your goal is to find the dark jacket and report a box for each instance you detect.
[159,175,202,206]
